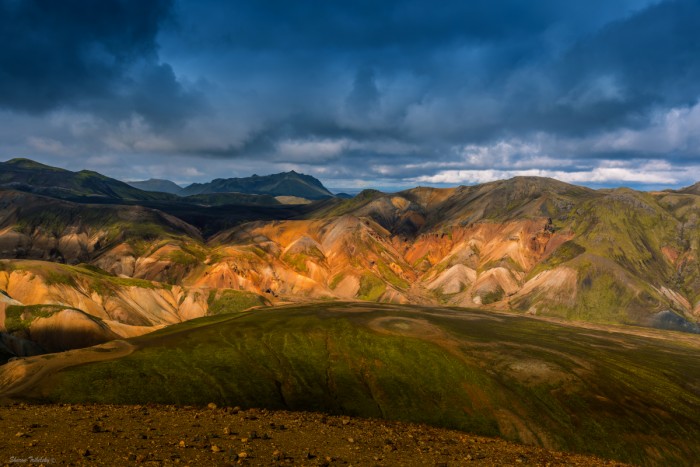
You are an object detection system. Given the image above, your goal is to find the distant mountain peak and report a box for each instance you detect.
[181,171,334,199]
[679,181,700,195]
[126,178,184,195]
[4,158,67,171]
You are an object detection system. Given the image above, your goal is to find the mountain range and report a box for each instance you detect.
[127,170,335,200]
[1,158,335,204]
[1,159,700,351]
[2,158,700,465]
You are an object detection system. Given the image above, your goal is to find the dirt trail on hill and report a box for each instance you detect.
[0,404,630,466]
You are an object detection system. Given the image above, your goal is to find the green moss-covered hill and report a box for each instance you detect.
[5,303,699,466]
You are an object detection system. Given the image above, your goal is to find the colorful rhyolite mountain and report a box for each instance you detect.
[1,158,700,360]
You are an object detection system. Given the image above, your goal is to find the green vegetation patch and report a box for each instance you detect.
[480,255,524,274]
[529,241,586,278]
[282,252,310,273]
[329,272,345,290]
[44,270,78,287]
[4,304,77,332]
[376,260,409,289]
[207,289,268,315]
[480,286,505,305]
[167,249,199,267]
[357,273,386,301]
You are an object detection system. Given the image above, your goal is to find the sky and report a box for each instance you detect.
[2,0,700,192]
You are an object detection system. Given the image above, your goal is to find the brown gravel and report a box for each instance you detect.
[0,404,631,466]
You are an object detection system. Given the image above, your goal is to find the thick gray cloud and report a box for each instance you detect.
[0,0,202,127]
[1,0,699,190]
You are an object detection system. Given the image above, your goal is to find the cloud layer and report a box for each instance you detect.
[1,0,699,190]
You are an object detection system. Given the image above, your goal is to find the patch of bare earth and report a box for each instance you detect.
[0,404,629,466]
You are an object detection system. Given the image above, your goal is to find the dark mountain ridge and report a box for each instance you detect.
[126,178,184,195]
[0,158,175,202]
[180,170,334,199]
[2,158,336,203]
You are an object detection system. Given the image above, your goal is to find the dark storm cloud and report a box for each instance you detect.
[3,0,700,189]
[0,0,201,127]
[506,0,700,136]
[165,0,686,151]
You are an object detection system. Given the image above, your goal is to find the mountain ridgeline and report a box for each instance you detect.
[179,170,334,199]
[1,158,335,204]
[127,170,335,200]
[1,159,700,345]
[0,158,175,202]
[126,178,184,195]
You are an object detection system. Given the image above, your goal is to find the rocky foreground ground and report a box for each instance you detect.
[0,404,629,466]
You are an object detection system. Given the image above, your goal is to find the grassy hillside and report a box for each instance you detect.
[8,302,700,466]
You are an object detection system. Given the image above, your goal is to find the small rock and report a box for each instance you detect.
[241,437,249,443]
[347,437,355,443]
[207,402,218,410]
[238,451,248,459]
[232,406,241,414]
[211,444,222,453]
[178,440,186,448]
[272,450,283,461]
[223,426,231,435]
[78,448,91,457]
[15,432,29,438]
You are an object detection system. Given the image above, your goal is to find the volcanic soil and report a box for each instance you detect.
[0,403,629,466]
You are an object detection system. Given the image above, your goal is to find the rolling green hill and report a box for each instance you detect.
[3,302,698,466]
